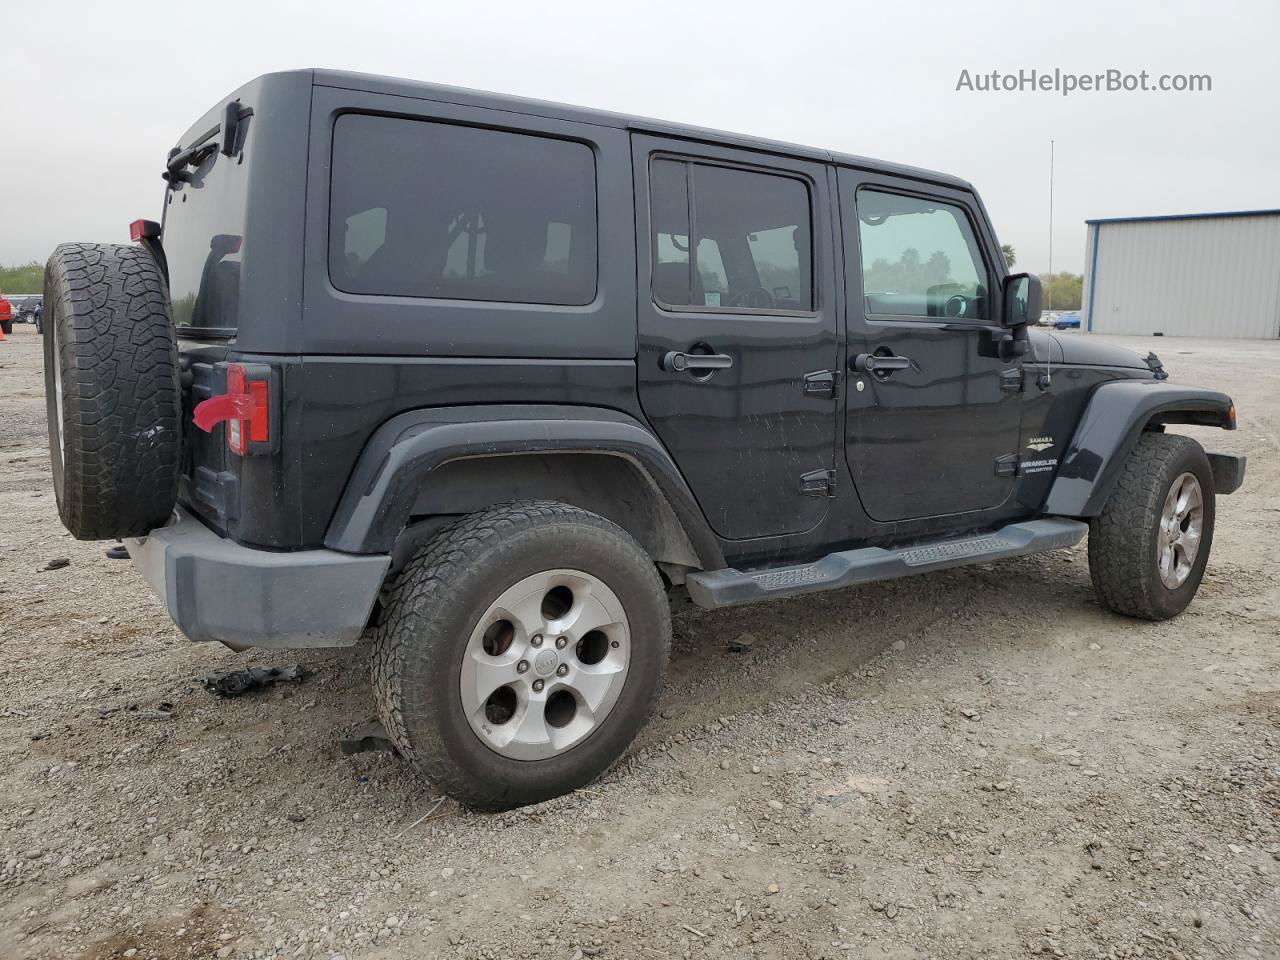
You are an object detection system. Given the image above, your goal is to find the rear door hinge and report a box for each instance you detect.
[803,369,840,399]
[994,454,1019,478]
[999,367,1024,393]
[800,468,837,497]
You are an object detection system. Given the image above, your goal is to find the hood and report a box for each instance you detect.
[1028,328,1150,370]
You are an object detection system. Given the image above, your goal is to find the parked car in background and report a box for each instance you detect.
[10,295,44,333]
[12,295,43,322]
[1054,311,1082,330]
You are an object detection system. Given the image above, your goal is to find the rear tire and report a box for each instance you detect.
[43,243,181,540]
[372,501,671,811]
[1088,433,1215,620]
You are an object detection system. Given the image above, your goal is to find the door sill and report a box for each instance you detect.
[685,518,1087,608]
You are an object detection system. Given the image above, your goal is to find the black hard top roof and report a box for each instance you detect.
[307,69,973,192]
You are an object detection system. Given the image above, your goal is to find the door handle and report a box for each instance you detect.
[851,353,912,374]
[662,351,734,373]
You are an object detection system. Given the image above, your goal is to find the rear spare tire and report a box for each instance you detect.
[43,243,181,540]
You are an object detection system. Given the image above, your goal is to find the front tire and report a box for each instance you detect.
[372,501,671,811]
[1088,433,1215,620]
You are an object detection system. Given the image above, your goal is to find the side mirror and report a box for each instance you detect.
[1003,273,1041,327]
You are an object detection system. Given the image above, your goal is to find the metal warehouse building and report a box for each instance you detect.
[1082,209,1280,338]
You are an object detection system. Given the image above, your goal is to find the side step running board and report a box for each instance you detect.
[685,518,1088,609]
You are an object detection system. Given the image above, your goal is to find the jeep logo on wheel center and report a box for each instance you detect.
[39,69,1245,811]
[534,649,559,677]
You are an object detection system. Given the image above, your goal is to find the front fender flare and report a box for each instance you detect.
[1043,380,1235,518]
[323,404,722,568]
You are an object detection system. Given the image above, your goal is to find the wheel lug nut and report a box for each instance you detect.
[532,679,545,692]
[531,634,543,648]
[556,664,569,677]
[516,660,529,674]
[555,636,567,649]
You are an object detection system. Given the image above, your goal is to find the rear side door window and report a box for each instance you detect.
[650,158,813,313]
[855,189,990,321]
[328,114,597,306]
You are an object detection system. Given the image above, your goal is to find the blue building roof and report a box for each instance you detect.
[1086,208,1280,226]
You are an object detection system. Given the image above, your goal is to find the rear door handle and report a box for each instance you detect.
[662,351,734,373]
[851,353,912,374]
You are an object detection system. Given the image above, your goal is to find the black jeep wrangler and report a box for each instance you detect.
[42,70,1245,810]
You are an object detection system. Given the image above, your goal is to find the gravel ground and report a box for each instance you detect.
[1,323,1277,960]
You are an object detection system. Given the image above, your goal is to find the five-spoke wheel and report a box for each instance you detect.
[1157,472,1204,589]
[372,502,671,810]
[462,570,631,760]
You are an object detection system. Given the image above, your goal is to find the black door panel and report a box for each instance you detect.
[846,322,1022,520]
[839,170,1023,523]
[633,136,839,541]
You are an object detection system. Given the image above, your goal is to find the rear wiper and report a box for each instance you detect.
[163,125,220,183]
[162,103,247,183]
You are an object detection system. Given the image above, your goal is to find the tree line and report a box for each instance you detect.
[1001,247,1082,311]
[0,262,44,294]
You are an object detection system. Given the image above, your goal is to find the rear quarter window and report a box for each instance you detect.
[328,114,597,306]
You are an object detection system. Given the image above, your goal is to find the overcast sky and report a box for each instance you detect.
[3,0,1276,275]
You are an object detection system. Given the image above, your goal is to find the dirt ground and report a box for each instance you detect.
[1,322,1277,960]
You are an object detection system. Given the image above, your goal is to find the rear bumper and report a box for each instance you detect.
[127,507,390,649]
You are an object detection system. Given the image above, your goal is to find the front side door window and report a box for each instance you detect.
[856,189,989,322]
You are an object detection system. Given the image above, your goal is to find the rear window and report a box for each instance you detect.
[329,114,597,306]
[162,138,249,334]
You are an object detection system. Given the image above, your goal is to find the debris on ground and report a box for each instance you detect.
[198,664,303,698]
[97,702,176,720]
[105,545,130,560]
[728,632,756,653]
[41,557,69,571]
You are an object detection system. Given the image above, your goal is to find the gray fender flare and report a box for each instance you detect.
[323,404,723,569]
[1043,380,1235,517]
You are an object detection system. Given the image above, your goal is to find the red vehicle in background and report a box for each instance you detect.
[0,293,14,336]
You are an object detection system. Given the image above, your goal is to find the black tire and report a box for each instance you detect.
[372,501,671,811]
[0,316,11,336]
[43,243,181,540]
[1088,433,1215,620]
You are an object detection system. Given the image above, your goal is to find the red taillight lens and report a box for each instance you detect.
[224,364,269,455]
[129,219,160,241]
[192,363,270,455]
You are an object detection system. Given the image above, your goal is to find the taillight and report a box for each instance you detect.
[129,219,161,241]
[192,363,273,455]
[223,364,269,455]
